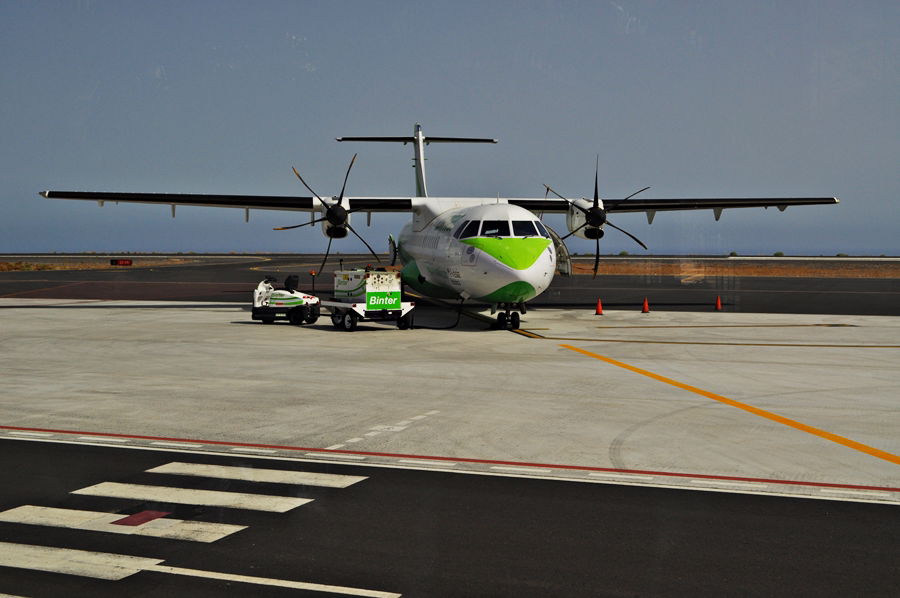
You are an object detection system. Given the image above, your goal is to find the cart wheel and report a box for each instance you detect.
[306,305,320,325]
[496,312,507,329]
[397,313,412,329]
[261,317,275,325]
[288,306,308,326]
[342,311,358,332]
[509,312,520,329]
[331,312,343,329]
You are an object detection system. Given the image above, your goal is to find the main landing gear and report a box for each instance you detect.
[493,302,525,330]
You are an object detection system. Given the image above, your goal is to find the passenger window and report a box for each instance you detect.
[512,220,538,237]
[480,220,510,237]
[534,220,550,238]
[460,220,481,239]
[453,220,469,239]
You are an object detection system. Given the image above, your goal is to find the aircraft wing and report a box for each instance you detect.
[508,196,840,220]
[39,191,413,212]
[508,196,840,213]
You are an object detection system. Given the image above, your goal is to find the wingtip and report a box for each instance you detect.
[39,191,49,198]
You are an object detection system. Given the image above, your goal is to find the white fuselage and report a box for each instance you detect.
[396,200,556,304]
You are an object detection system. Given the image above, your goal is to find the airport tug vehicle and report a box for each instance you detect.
[252,275,321,325]
[320,269,415,331]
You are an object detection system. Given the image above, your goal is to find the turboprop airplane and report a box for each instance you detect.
[41,123,839,329]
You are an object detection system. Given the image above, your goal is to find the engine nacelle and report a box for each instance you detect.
[565,198,605,240]
[319,204,351,238]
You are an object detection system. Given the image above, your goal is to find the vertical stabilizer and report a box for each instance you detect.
[337,124,497,197]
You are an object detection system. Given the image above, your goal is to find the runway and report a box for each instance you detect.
[1,255,898,596]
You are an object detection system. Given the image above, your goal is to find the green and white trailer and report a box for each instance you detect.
[321,269,415,331]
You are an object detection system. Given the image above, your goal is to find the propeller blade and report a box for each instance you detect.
[607,221,648,250]
[608,186,651,210]
[593,156,599,209]
[622,185,650,201]
[346,223,382,264]
[559,222,587,241]
[544,184,588,214]
[592,236,600,279]
[273,214,330,230]
[337,153,357,205]
[317,236,333,278]
[292,166,328,208]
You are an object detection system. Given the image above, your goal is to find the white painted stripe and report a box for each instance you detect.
[425,410,441,415]
[819,488,891,498]
[490,466,554,474]
[0,505,245,543]
[690,480,768,489]
[150,441,203,448]
[78,436,129,443]
[0,541,162,580]
[7,431,53,437]
[148,462,366,488]
[0,542,400,595]
[230,447,277,454]
[398,459,456,467]
[394,420,413,426]
[588,472,655,481]
[345,437,365,443]
[410,415,427,420]
[306,452,367,460]
[364,431,381,437]
[325,444,346,450]
[72,483,312,512]
[148,564,401,597]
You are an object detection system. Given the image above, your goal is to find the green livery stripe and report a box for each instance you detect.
[477,281,537,303]
[459,238,550,270]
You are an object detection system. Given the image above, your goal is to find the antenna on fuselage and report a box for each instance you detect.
[336,123,497,198]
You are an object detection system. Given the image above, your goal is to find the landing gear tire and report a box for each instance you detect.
[509,312,520,329]
[342,311,359,332]
[331,312,343,329]
[496,312,508,329]
[305,305,320,325]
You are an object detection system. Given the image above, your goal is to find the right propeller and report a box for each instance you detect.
[544,158,649,278]
[274,153,381,276]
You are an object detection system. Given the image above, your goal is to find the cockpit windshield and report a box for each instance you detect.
[480,220,510,237]
[458,219,551,239]
[512,220,538,237]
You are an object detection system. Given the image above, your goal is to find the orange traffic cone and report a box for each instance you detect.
[595,298,604,315]
[641,297,650,313]
[715,295,723,311]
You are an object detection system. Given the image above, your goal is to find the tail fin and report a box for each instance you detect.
[337,123,496,197]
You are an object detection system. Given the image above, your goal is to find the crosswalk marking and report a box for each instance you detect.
[0,542,401,596]
[0,505,246,542]
[71,482,312,512]
[147,461,367,488]
[0,541,162,580]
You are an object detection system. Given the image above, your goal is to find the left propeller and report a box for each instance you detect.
[274,153,382,276]
[544,159,649,278]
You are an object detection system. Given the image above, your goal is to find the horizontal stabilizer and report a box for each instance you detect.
[337,136,497,144]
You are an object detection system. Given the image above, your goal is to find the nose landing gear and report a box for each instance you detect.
[493,302,525,330]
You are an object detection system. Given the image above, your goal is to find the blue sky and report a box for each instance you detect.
[2,1,897,255]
